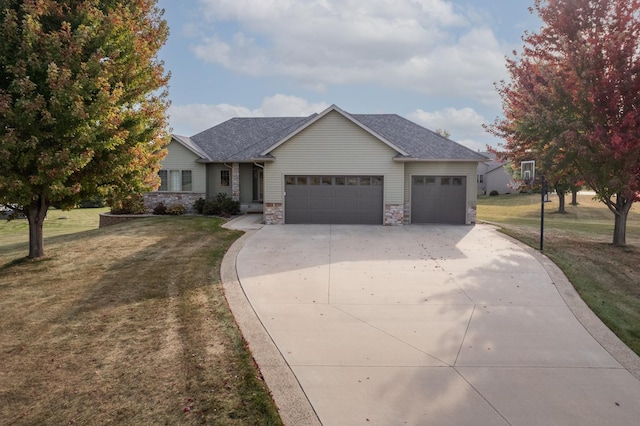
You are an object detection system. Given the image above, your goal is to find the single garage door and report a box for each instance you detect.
[285,175,383,224]
[411,176,466,224]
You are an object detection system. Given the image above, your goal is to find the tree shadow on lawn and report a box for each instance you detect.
[0,217,260,425]
[0,228,108,267]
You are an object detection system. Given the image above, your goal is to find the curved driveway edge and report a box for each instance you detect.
[222,221,640,425]
[499,230,640,380]
[221,230,321,426]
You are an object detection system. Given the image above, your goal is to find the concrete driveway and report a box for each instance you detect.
[222,222,640,425]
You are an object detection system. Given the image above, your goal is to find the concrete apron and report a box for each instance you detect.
[225,224,640,426]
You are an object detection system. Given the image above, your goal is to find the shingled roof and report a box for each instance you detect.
[171,105,487,162]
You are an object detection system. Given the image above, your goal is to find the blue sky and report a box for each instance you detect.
[156,0,541,151]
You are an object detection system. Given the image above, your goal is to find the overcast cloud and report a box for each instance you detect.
[159,0,536,149]
[192,0,507,104]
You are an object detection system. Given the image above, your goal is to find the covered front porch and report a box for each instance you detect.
[206,162,265,213]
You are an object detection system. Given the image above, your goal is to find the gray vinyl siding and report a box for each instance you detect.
[486,166,513,194]
[404,162,478,224]
[159,140,206,193]
[264,110,404,205]
[239,163,254,204]
[206,164,232,199]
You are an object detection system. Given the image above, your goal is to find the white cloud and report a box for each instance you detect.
[167,94,329,135]
[408,106,491,151]
[191,0,507,104]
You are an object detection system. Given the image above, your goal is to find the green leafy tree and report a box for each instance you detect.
[0,0,170,258]
[435,128,451,139]
[488,0,640,245]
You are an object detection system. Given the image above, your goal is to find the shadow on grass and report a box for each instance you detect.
[0,228,106,264]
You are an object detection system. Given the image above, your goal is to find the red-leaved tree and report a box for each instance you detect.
[489,0,640,246]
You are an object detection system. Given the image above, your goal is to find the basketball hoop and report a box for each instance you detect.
[521,160,535,184]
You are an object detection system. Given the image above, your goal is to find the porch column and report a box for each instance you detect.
[231,162,240,201]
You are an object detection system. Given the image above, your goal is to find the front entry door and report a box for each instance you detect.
[253,167,264,202]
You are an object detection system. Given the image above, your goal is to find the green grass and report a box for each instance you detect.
[0,207,109,247]
[478,193,640,355]
[0,211,282,425]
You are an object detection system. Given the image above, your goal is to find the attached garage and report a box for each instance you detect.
[159,105,487,226]
[284,175,384,224]
[411,176,467,224]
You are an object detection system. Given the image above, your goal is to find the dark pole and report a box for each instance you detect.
[540,175,546,251]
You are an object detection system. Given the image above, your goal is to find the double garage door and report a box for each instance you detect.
[283,174,467,225]
[285,175,383,224]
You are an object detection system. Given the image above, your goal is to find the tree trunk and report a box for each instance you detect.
[26,195,50,259]
[556,190,566,213]
[611,193,633,247]
[571,190,578,206]
[613,210,628,247]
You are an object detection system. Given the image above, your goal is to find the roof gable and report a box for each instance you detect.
[260,105,409,157]
[171,135,209,160]
[189,116,314,162]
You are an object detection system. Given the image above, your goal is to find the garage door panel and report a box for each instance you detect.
[412,176,466,224]
[285,175,383,224]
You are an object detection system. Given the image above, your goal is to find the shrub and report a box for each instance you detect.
[213,193,240,215]
[202,200,218,216]
[489,190,500,196]
[199,193,240,216]
[110,194,147,215]
[166,203,186,215]
[193,197,206,214]
[152,202,167,215]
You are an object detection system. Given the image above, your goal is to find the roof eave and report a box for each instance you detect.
[172,135,210,161]
[393,157,486,163]
[250,156,275,162]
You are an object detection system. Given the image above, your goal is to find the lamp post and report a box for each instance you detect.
[540,175,547,252]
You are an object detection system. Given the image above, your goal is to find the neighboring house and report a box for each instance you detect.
[477,152,513,195]
[146,105,488,225]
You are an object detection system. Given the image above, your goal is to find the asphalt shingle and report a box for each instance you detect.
[176,107,487,162]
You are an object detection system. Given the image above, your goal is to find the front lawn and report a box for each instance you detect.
[478,193,640,355]
[0,212,282,425]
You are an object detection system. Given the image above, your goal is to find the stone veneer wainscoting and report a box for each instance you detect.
[384,204,404,225]
[143,192,206,213]
[264,203,284,224]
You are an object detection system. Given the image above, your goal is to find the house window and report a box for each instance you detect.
[159,170,168,191]
[158,169,192,192]
[477,174,484,183]
[182,170,192,191]
[221,170,230,187]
